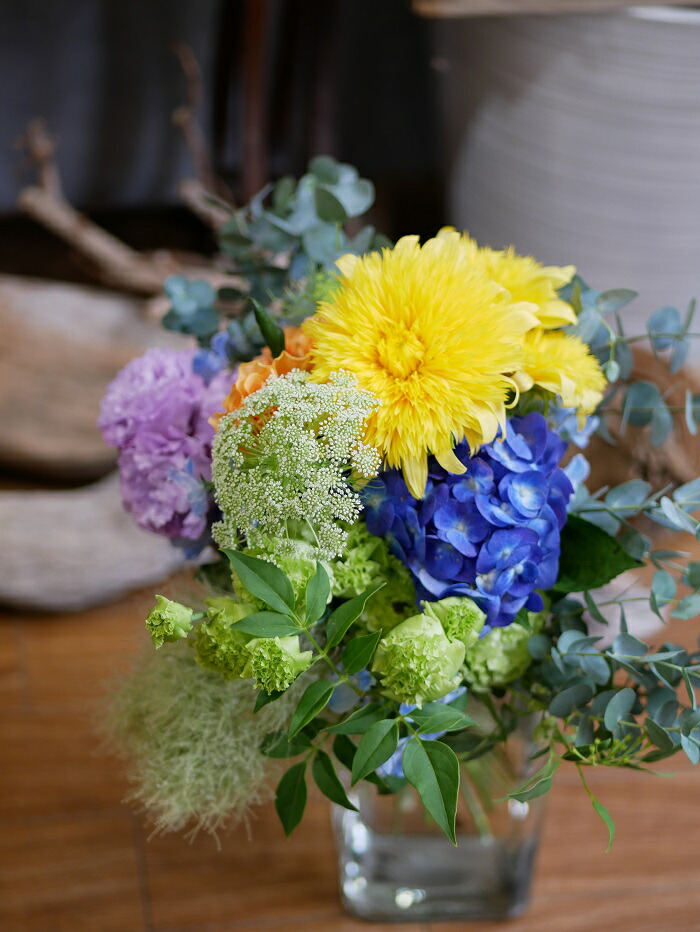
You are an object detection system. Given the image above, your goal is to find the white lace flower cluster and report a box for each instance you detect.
[211,370,381,559]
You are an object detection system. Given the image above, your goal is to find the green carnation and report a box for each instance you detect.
[422,596,485,649]
[246,636,313,693]
[462,606,547,692]
[194,603,254,680]
[146,595,193,649]
[372,614,465,706]
[330,524,416,632]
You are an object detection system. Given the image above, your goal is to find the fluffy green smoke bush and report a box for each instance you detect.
[103,641,304,836]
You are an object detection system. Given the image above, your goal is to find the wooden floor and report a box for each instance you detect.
[1,585,699,932]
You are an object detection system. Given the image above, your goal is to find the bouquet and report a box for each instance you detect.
[101,157,700,851]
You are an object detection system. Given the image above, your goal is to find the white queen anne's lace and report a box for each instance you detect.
[212,370,381,559]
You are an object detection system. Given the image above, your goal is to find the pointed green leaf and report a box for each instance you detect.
[402,738,460,845]
[224,550,295,616]
[251,298,285,357]
[342,631,381,674]
[260,731,313,758]
[289,680,335,738]
[554,515,641,593]
[332,734,357,771]
[254,688,284,713]
[326,702,387,735]
[312,751,357,810]
[592,798,616,852]
[506,755,561,803]
[326,583,384,648]
[305,562,331,624]
[274,762,307,836]
[351,719,398,785]
[409,703,475,735]
[232,612,300,637]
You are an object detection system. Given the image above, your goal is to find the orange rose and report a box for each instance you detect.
[210,326,313,427]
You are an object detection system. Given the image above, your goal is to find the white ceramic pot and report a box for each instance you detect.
[435,7,700,368]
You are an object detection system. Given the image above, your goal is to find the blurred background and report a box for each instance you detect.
[1,2,700,930]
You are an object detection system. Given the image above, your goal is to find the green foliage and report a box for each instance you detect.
[402,739,460,845]
[351,720,399,785]
[288,680,335,738]
[342,631,381,675]
[312,751,357,811]
[275,761,307,836]
[326,583,385,648]
[554,515,641,592]
[162,277,219,342]
[507,756,561,804]
[224,550,296,617]
[250,298,285,357]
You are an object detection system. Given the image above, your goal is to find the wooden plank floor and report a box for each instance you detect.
[1,585,699,932]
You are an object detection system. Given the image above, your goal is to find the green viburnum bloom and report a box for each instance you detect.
[246,636,314,693]
[372,613,466,706]
[422,596,485,649]
[194,604,254,680]
[462,605,547,692]
[146,595,193,649]
[330,523,416,632]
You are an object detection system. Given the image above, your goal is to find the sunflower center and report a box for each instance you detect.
[376,325,425,379]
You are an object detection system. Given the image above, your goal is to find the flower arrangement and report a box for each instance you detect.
[102,157,700,854]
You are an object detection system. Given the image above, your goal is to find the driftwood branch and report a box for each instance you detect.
[15,120,231,295]
[178,178,232,231]
[18,185,175,294]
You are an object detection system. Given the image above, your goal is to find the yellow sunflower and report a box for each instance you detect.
[514,329,607,418]
[303,232,539,498]
[438,228,576,329]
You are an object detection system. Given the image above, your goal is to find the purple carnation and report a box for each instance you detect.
[99,348,233,544]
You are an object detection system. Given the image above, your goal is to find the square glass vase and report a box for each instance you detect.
[332,723,545,923]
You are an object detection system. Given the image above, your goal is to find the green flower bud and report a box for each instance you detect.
[372,614,466,706]
[422,596,485,649]
[204,597,250,624]
[194,605,254,680]
[246,636,313,693]
[146,595,193,649]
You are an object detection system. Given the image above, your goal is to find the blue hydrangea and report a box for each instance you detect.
[363,413,573,628]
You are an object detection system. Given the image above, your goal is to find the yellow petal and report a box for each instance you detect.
[402,454,428,500]
[541,264,576,289]
[434,447,467,476]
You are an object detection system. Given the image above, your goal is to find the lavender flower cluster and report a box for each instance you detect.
[99,348,232,550]
[363,413,574,628]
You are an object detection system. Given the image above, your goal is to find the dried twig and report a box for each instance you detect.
[171,41,216,192]
[171,40,236,222]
